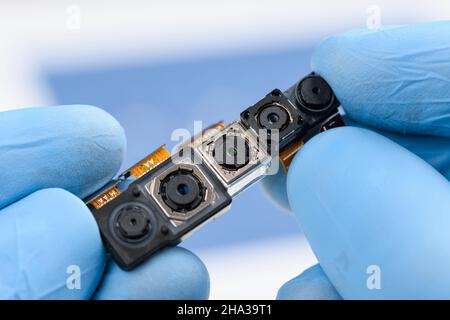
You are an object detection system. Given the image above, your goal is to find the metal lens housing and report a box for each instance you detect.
[199,121,271,196]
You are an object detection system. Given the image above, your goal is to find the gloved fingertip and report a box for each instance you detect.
[311,25,405,84]
[0,105,127,208]
[286,126,450,299]
[277,264,342,300]
[311,21,450,136]
[0,188,106,299]
[260,166,291,212]
[53,105,127,197]
[94,246,209,300]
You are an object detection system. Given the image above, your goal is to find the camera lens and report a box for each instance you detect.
[115,204,151,240]
[213,135,250,171]
[258,104,290,130]
[160,169,204,212]
[296,76,333,113]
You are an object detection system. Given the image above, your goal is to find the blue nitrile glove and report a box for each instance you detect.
[262,20,450,299]
[0,105,209,299]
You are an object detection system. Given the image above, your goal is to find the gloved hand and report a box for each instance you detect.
[0,105,209,299]
[262,20,450,299]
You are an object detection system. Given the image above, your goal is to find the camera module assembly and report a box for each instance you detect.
[85,72,345,270]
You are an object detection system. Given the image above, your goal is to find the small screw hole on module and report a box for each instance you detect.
[271,89,281,97]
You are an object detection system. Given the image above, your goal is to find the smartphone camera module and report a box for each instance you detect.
[149,163,213,224]
[88,147,231,270]
[294,73,338,114]
[199,121,271,196]
[258,104,290,131]
[114,203,152,241]
[240,89,304,151]
[146,148,231,228]
[86,72,344,271]
[160,168,205,212]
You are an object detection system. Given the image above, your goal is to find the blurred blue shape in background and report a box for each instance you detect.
[45,47,313,250]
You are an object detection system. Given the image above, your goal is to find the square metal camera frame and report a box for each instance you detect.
[145,148,229,227]
[198,121,272,196]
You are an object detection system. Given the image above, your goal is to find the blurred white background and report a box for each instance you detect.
[1,0,449,299]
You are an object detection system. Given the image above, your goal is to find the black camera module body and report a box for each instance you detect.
[88,148,231,269]
[241,72,341,146]
[284,72,342,141]
[240,73,343,169]
[240,88,303,152]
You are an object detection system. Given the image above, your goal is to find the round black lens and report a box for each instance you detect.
[267,112,280,124]
[116,204,151,240]
[296,76,333,112]
[160,169,204,212]
[258,104,290,130]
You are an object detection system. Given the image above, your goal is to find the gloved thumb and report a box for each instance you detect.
[286,126,450,299]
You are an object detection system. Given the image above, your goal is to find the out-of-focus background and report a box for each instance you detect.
[1,0,449,299]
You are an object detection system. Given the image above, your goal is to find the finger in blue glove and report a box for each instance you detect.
[287,126,450,299]
[0,105,210,299]
[277,264,341,300]
[0,105,126,209]
[262,20,450,208]
[94,247,210,300]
